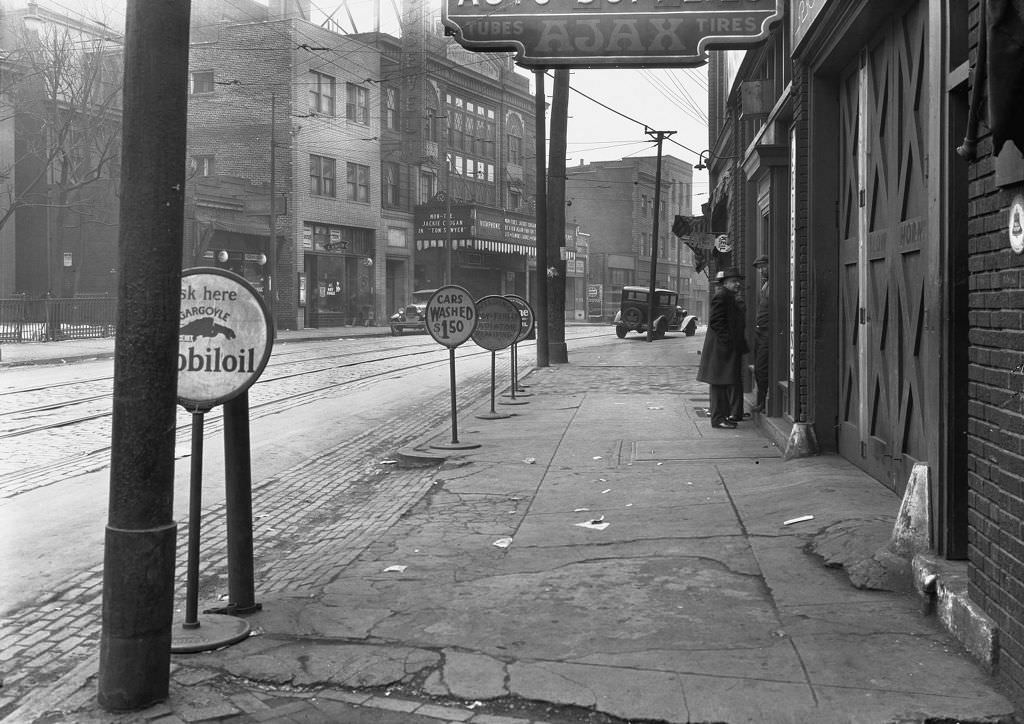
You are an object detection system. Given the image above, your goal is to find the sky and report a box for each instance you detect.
[8,0,711,215]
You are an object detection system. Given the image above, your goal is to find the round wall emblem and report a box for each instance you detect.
[1010,195,1024,254]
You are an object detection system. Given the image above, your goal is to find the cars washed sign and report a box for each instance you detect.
[443,0,783,68]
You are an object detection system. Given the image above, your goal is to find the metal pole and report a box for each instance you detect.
[98,0,190,710]
[646,129,674,342]
[183,411,205,628]
[268,93,277,328]
[449,348,459,443]
[534,70,549,367]
[223,392,258,613]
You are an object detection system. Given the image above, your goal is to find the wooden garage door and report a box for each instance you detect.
[837,1,930,493]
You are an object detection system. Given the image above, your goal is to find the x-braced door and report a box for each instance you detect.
[837,1,931,494]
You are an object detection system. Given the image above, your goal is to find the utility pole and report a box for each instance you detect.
[98,0,190,710]
[546,69,569,363]
[533,69,548,367]
[646,128,674,342]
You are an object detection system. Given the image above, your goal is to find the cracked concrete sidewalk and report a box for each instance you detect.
[59,337,1019,723]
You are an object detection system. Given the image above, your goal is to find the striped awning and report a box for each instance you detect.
[415,238,536,257]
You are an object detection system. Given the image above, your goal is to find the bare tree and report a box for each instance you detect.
[1,9,123,295]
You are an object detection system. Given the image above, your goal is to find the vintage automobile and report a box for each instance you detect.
[614,285,698,339]
[389,289,437,335]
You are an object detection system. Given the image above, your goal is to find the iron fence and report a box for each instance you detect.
[0,295,117,342]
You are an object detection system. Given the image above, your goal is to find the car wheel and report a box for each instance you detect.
[391,326,403,336]
[615,325,627,339]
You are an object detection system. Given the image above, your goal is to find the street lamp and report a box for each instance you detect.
[695,150,711,171]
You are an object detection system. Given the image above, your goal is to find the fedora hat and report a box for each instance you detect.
[753,254,769,267]
[720,266,744,281]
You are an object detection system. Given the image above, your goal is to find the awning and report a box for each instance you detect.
[415,238,536,257]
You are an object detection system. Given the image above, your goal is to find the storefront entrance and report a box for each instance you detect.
[835,1,933,494]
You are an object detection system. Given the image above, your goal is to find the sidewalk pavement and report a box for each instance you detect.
[10,334,1022,723]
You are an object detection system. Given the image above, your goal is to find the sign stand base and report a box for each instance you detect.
[431,440,482,450]
[170,613,250,653]
[476,411,512,420]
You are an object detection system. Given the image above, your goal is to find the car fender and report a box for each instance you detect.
[613,310,623,324]
[681,315,698,335]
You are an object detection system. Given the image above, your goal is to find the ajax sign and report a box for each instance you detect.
[178,268,274,410]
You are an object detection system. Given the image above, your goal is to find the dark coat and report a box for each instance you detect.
[696,286,749,385]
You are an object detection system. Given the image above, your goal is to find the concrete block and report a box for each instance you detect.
[783,422,818,460]
[913,554,999,671]
[891,463,931,557]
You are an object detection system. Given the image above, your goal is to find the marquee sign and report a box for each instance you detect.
[443,0,784,69]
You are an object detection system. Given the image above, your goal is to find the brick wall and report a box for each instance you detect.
[965,0,1024,703]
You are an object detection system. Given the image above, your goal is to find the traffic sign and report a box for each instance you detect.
[472,295,522,351]
[425,285,477,348]
[505,294,535,344]
[177,268,274,410]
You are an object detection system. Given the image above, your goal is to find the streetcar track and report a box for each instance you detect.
[0,331,611,499]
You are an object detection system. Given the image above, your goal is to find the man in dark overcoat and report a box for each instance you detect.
[697,267,749,428]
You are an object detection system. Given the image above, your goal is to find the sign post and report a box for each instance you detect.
[425,285,480,449]
[472,295,523,419]
[172,268,274,653]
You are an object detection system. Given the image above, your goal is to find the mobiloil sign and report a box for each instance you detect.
[178,268,274,411]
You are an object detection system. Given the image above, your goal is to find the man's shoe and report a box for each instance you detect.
[712,420,737,429]
[726,414,750,423]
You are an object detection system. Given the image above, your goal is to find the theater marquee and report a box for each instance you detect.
[443,0,783,68]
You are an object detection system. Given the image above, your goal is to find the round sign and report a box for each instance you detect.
[472,295,522,351]
[178,267,274,411]
[505,294,535,343]
[425,285,477,348]
[1010,194,1024,254]
[714,234,732,253]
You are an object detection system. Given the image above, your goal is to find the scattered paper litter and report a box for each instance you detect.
[492,538,513,549]
[648,406,663,410]
[383,565,407,573]
[783,515,814,526]
[573,507,590,512]
[601,488,611,494]
[593,456,603,460]
[523,457,537,464]
[625,503,633,507]
[575,519,610,531]
[379,459,397,465]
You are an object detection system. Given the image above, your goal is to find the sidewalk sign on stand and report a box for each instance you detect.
[172,267,274,653]
[472,295,523,419]
[425,286,480,450]
[502,294,535,404]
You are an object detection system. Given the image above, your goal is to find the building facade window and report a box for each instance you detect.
[444,92,497,204]
[310,154,337,197]
[383,86,399,131]
[190,70,214,94]
[419,171,436,205]
[382,161,400,207]
[192,155,215,177]
[309,70,336,115]
[509,188,522,210]
[347,162,370,202]
[346,83,370,125]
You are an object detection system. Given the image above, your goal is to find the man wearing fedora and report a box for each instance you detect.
[697,267,749,428]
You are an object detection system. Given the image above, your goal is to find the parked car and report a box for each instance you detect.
[389,289,437,335]
[613,285,697,339]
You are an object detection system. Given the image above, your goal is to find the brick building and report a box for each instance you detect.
[706,0,1024,706]
[185,0,538,331]
[0,2,122,299]
[565,155,707,322]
